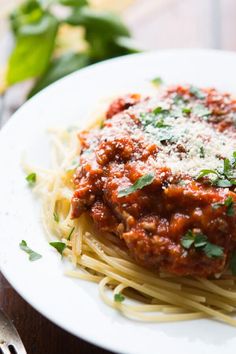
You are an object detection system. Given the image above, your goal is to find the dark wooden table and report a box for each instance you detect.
[0,273,113,354]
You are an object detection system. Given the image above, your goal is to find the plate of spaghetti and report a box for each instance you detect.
[1,49,236,354]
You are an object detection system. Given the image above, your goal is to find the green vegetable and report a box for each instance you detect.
[189,86,205,99]
[7,12,58,85]
[199,146,205,158]
[19,240,42,261]
[155,118,170,128]
[53,212,59,223]
[67,226,75,240]
[58,0,88,6]
[213,196,235,216]
[153,106,170,116]
[118,173,155,197]
[182,107,191,114]
[28,52,90,97]
[181,230,223,258]
[192,104,211,118]
[229,251,236,275]
[151,77,163,87]
[114,293,125,303]
[203,242,224,258]
[50,241,66,255]
[26,172,37,185]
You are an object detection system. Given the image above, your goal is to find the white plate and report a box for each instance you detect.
[1,49,236,354]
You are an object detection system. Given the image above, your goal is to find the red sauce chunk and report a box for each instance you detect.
[72,85,236,277]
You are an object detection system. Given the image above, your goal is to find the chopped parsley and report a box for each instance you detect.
[53,212,59,223]
[153,106,170,116]
[212,196,235,216]
[26,172,37,186]
[181,230,223,258]
[192,104,211,118]
[67,226,75,241]
[199,146,205,158]
[155,117,170,128]
[197,152,236,187]
[151,77,163,87]
[114,293,125,303]
[118,173,155,197]
[229,251,236,275]
[189,86,206,99]
[50,242,66,256]
[182,107,191,115]
[19,240,42,261]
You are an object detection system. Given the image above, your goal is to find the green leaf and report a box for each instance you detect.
[223,158,231,177]
[224,196,234,216]
[203,242,224,258]
[151,77,163,87]
[199,146,205,158]
[28,52,90,97]
[197,169,218,179]
[58,0,88,6]
[214,179,232,187]
[118,173,155,197]
[189,86,205,99]
[192,104,211,118]
[26,172,37,185]
[50,241,66,255]
[53,212,59,223]
[229,251,236,275]
[19,240,42,261]
[153,106,170,116]
[67,226,75,240]
[114,293,125,303]
[182,107,191,114]
[194,233,208,248]
[180,230,195,249]
[7,13,58,85]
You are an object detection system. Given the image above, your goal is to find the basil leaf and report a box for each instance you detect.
[114,293,125,303]
[214,179,232,187]
[118,173,155,197]
[192,104,211,118]
[182,107,191,114]
[151,77,163,87]
[50,242,66,255]
[7,13,58,85]
[224,196,234,216]
[197,169,218,179]
[29,52,90,97]
[59,0,88,6]
[223,158,231,177]
[203,242,224,258]
[229,251,236,275]
[153,106,170,116]
[180,230,195,249]
[26,172,37,185]
[19,240,42,261]
[190,86,205,99]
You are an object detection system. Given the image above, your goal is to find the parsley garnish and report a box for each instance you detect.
[181,230,223,258]
[192,104,211,118]
[189,86,205,99]
[118,173,155,197]
[53,212,59,223]
[199,146,205,158]
[212,196,235,216]
[197,152,236,187]
[114,293,125,303]
[67,227,75,241]
[151,77,163,87]
[229,251,236,275]
[26,172,37,186]
[155,117,170,128]
[153,106,170,116]
[19,240,42,261]
[182,107,191,115]
[49,242,66,256]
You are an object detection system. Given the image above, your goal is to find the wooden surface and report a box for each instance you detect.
[1,0,236,353]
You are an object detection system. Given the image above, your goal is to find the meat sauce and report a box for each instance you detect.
[72,86,236,277]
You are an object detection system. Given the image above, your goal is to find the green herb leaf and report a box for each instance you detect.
[151,77,163,87]
[189,86,205,99]
[53,212,59,223]
[153,106,170,116]
[58,0,88,6]
[192,104,211,118]
[19,240,42,261]
[182,107,191,114]
[29,52,90,97]
[199,146,205,158]
[118,173,155,197]
[155,118,170,128]
[214,179,233,187]
[197,169,219,179]
[180,230,195,249]
[194,233,208,248]
[114,293,125,303]
[26,172,37,185]
[224,196,235,216]
[7,13,58,85]
[229,251,236,275]
[67,226,75,240]
[203,242,224,258]
[50,242,66,255]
